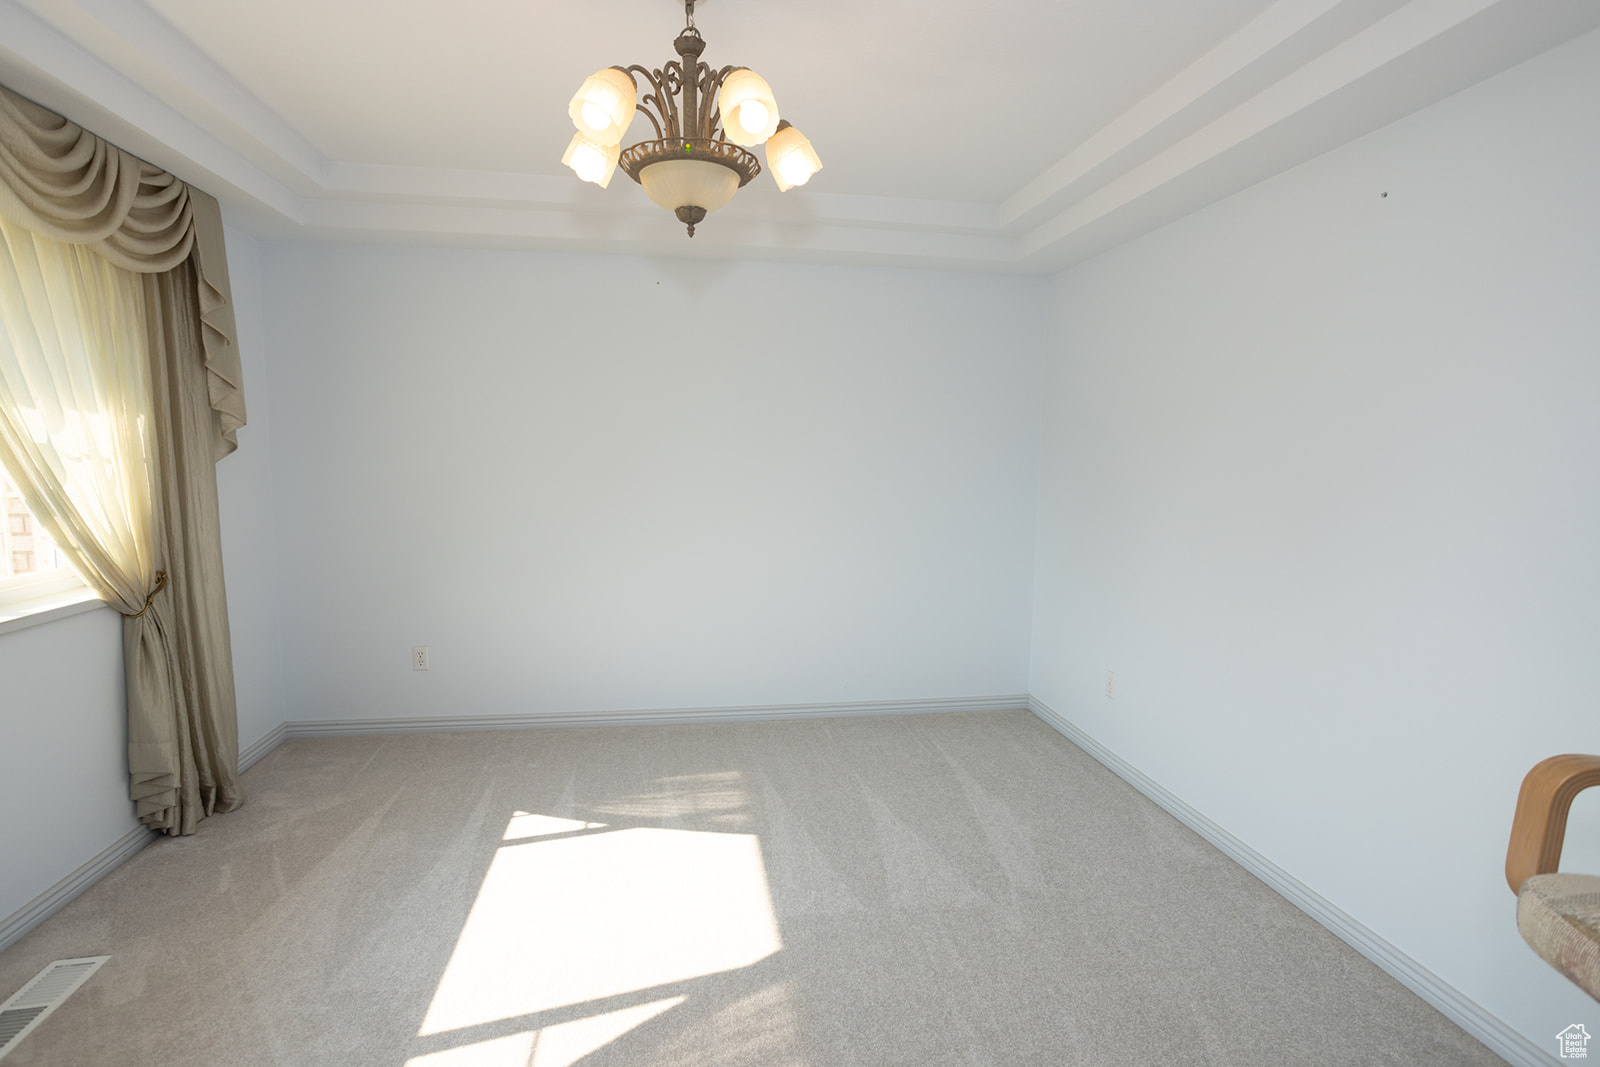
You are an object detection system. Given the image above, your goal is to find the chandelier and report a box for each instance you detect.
[561,0,822,237]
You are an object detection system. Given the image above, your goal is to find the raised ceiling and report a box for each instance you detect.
[138,0,1278,203]
[1,0,1596,272]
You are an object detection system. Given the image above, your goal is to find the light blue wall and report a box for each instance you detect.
[0,605,129,923]
[215,225,287,753]
[257,248,1046,721]
[1029,27,1600,1051]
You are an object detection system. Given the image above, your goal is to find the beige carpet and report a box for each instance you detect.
[0,711,1501,1065]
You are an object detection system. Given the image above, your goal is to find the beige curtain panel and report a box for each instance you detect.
[137,261,243,830]
[0,83,246,835]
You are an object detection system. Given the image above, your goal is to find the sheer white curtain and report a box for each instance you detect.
[0,214,160,612]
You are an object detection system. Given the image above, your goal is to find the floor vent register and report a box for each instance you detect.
[0,957,109,1061]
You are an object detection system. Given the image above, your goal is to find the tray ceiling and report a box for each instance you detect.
[1,0,1596,272]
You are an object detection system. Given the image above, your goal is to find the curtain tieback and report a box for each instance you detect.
[122,570,168,619]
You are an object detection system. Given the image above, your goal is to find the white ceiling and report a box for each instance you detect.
[142,0,1279,203]
[1,0,1596,272]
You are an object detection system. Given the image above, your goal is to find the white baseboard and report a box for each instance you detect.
[238,722,288,771]
[2,726,289,954]
[1027,696,1555,1067]
[0,824,157,954]
[284,693,1029,738]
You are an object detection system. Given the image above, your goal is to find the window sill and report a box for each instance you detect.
[0,587,106,636]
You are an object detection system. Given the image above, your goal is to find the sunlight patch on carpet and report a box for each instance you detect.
[419,813,781,1037]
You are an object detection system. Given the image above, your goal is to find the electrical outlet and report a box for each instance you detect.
[1105,670,1116,699]
[412,645,429,671]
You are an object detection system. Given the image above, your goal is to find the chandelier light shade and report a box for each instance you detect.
[561,131,621,188]
[765,120,823,192]
[716,68,780,147]
[567,68,637,146]
[561,0,820,237]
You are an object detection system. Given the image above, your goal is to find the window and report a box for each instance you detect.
[0,463,93,624]
[0,247,96,624]
[0,468,67,577]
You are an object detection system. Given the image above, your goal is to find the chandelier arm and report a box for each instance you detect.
[710,64,742,93]
[667,59,700,140]
[697,65,720,139]
[619,63,662,94]
[639,89,672,138]
[621,64,677,138]
[635,101,665,140]
[661,62,686,136]
[615,63,663,110]
[608,65,664,140]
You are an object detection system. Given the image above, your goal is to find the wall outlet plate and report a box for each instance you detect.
[412,645,429,671]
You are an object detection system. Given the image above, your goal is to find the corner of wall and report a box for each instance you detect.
[216,221,289,754]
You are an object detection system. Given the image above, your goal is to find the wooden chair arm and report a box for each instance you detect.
[1506,754,1600,894]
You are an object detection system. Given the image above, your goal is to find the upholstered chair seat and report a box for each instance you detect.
[1517,873,1600,999]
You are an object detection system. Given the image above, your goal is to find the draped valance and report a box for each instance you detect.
[0,84,245,457]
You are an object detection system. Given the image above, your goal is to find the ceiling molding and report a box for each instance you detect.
[1,0,1595,273]
[1019,0,1516,260]
[0,0,308,219]
[1013,0,1600,271]
[1002,0,1356,231]
[32,0,327,186]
